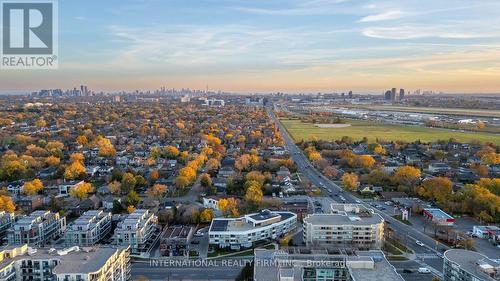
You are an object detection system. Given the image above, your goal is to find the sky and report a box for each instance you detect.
[2,0,500,94]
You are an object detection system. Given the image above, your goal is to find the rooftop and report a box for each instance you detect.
[253,249,403,281]
[304,204,383,226]
[423,208,454,219]
[445,249,500,281]
[209,210,296,233]
[0,245,128,275]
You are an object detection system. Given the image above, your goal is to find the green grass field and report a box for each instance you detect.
[280,118,500,144]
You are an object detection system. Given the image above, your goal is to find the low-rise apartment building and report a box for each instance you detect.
[0,244,130,281]
[443,249,499,281]
[113,209,159,257]
[65,210,112,246]
[208,209,297,249]
[0,212,15,240]
[253,249,404,281]
[303,204,384,249]
[7,211,66,246]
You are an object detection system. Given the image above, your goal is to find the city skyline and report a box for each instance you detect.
[2,0,500,94]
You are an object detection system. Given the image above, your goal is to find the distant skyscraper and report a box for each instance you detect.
[391,88,397,102]
[348,91,353,98]
[384,90,391,100]
[399,89,405,100]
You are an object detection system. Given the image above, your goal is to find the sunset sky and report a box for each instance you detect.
[2,0,500,93]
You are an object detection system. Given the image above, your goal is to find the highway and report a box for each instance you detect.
[269,108,447,277]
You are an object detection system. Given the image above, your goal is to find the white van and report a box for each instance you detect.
[418,267,431,274]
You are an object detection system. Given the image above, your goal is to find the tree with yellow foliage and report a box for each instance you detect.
[179,166,197,182]
[96,137,116,157]
[69,182,94,200]
[206,158,221,171]
[127,205,136,214]
[0,192,16,213]
[393,166,421,190]
[164,146,180,159]
[23,179,44,195]
[45,141,64,155]
[200,208,214,222]
[64,161,86,180]
[174,176,190,189]
[418,177,453,204]
[205,134,222,146]
[35,119,47,128]
[342,173,359,191]
[218,198,239,217]
[245,184,263,205]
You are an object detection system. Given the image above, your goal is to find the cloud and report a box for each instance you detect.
[362,26,498,40]
[233,0,358,16]
[360,10,405,22]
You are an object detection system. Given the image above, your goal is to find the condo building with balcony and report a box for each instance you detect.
[113,209,158,257]
[303,204,384,249]
[0,212,15,240]
[6,211,66,246]
[0,244,130,281]
[208,209,297,249]
[443,249,499,281]
[64,210,112,246]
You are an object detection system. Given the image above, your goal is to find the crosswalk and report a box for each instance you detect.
[416,253,441,259]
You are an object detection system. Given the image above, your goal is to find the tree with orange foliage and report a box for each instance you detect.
[355,155,376,169]
[107,181,121,195]
[164,146,180,159]
[150,170,160,182]
[235,154,252,171]
[76,135,88,146]
[45,156,60,167]
[146,184,168,199]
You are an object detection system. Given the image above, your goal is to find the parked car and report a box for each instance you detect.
[416,240,425,247]
[417,267,431,274]
[402,269,413,273]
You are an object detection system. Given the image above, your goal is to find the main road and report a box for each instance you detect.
[269,108,447,277]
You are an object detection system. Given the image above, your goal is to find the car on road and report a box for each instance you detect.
[415,240,425,247]
[436,252,444,258]
[191,240,200,245]
[355,199,361,203]
[402,269,414,274]
[417,267,431,274]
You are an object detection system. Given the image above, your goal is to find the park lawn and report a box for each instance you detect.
[280,118,500,145]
